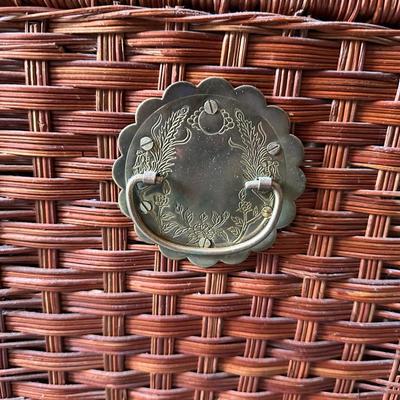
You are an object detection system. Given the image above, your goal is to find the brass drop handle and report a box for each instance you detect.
[126,171,283,257]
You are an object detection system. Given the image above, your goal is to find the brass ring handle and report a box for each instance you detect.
[126,171,283,256]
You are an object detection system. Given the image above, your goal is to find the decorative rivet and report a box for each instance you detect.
[267,142,281,156]
[204,99,218,115]
[139,201,152,214]
[140,136,153,151]
[199,237,211,248]
[261,206,272,218]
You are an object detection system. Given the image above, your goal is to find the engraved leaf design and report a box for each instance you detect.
[252,205,259,218]
[132,105,190,177]
[163,180,171,195]
[211,211,221,225]
[162,211,175,222]
[137,106,281,248]
[230,109,276,182]
[227,226,240,236]
[199,212,208,223]
[186,211,194,225]
[226,109,282,243]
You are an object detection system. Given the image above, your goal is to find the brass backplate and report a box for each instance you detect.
[113,78,305,267]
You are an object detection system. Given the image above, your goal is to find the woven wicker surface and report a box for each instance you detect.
[0,2,400,399]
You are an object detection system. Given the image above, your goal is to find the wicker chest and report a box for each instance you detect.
[1,1,400,399]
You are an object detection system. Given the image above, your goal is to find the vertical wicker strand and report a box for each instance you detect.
[283,39,365,400]
[237,253,279,393]
[96,33,128,400]
[193,30,249,400]
[24,20,65,386]
[237,27,305,394]
[0,312,11,398]
[150,254,178,390]
[337,82,400,396]
[195,271,228,400]
[150,14,186,391]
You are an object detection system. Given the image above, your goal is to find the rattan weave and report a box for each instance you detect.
[1,1,400,399]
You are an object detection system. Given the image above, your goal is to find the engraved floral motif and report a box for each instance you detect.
[141,174,232,246]
[226,109,281,243]
[136,105,280,247]
[187,104,234,135]
[112,77,305,267]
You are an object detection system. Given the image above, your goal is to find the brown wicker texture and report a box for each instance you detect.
[1,2,400,400]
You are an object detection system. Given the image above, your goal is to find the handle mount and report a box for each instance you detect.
[126,172,283,257]
[112,78,305,266]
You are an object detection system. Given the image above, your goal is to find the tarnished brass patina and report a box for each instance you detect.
[113,78,305,267]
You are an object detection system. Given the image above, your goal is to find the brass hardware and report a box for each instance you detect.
[125,171,283,258]
[113,78,305,267]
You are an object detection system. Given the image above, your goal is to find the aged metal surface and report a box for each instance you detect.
[113,78,305,266]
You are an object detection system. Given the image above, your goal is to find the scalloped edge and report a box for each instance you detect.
[112,77,305,267]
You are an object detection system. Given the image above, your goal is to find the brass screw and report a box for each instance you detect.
[199,237,211,248]
[139,201,152,214]
[261,206,272,218]
[140,136,153,151]
[204,99,218,115]
[267,141,281,156]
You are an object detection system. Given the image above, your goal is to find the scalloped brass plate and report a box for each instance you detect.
[113,78,305,267]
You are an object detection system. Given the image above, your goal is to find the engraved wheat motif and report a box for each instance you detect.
[132,105,191,176]
[137,107,280,247]
[228,108,279,181]
[227,109,280,243]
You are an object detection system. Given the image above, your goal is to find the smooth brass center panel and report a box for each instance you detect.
[113,78,305,267]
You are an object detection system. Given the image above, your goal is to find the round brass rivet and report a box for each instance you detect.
[139,201,152,214]
[140,136,154,151]
[261,206,272,218]
[267,141,281,155]
[204,99,218,115]
[199,237,211,248]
